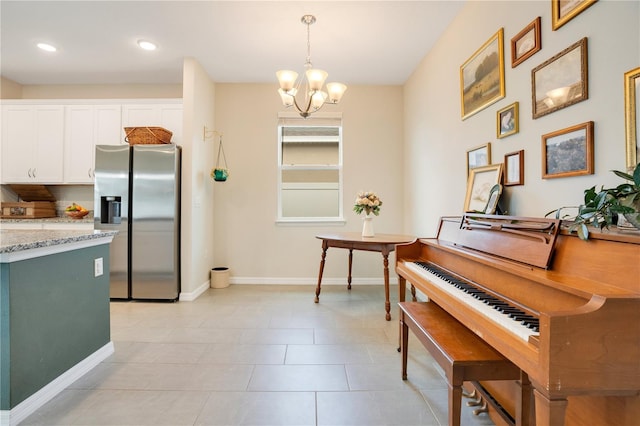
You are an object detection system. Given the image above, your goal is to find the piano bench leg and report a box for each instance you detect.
[400,316,409,379]
[449,382,463,426]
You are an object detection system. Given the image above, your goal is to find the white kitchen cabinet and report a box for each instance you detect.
[121,103,183,143]
[2,105,64,183]
[64,105,122,183]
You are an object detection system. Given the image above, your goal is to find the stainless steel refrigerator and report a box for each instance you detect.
[94,144,181,301]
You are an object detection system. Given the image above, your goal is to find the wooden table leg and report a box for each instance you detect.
[347,249,353,290]
[315,241,329,303]
[382,249,391,321]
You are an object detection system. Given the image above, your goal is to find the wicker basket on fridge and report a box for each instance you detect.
[124,127,173,145]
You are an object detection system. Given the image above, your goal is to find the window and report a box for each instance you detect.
[277,113,343,222]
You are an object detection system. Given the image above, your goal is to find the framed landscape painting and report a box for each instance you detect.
[531,38,588,119]
[542,121,594,179]
[460,29,505,120]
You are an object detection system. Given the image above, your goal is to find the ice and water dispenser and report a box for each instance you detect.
[100,196,121,224]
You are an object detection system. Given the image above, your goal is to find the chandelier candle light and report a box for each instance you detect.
[354,191,382,237]
[276,15,347,118]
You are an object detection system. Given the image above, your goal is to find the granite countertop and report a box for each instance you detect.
[0,229,117,254]
[0,214,94,224]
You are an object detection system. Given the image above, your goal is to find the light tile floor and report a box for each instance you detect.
[22,285,496,426]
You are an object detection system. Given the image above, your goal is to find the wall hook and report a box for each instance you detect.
[203,126,223,142]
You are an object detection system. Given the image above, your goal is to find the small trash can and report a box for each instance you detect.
[210,267,230,289]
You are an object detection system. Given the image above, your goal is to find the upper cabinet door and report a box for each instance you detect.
[32,106,64,183]
[64,105,121,183]
[122,103,183,144]
[2,105,64,183]
[2,105,35,182]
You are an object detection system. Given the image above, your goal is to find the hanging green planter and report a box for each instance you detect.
[211,134,229,182]
[212,168,228,182]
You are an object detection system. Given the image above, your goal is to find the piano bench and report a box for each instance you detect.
[399,301,522,426]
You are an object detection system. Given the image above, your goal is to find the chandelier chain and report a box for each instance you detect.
[305,18,312,69]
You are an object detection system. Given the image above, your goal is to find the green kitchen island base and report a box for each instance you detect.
[0,229,116,425]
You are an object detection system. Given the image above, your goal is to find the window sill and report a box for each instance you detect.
[276,217,346,226]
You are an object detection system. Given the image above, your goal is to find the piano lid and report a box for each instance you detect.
[452,214,561,269]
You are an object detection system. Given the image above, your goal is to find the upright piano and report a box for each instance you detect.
[396,214,640,426]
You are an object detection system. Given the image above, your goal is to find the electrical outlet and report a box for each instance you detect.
[94,257,103,277]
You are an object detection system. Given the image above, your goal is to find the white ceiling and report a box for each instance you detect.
[1,1,465,87]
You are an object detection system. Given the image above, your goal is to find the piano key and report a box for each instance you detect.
[405,261,540,342]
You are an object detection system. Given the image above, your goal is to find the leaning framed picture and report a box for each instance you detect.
[504,150,525,186]
[511,17,541,68]
[460,28,505,120]
[542,121,594,179]
[532,38,588,119]
[552,0,597,31]
[464,163,503,212]
[467,142,492,176]
[497,102,519,139]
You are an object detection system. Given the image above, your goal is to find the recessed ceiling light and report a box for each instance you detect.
[137,40,157,51]
[37,43,57,52]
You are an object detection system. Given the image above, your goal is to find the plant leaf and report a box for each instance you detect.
[577,223,589,240]
[612,169,633,182]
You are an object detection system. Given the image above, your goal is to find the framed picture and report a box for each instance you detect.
[460,28,505,120]
[511,17,541,68]
[467,142,492,176]
[542,121,594,179]
[624,66,640,170]
[464,164,503,212]
[497,102,519,139]
[484,184,503,214]
[504,150,525,186]
[532,38,588,119]
[552,0,597,31]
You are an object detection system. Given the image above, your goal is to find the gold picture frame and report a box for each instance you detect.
[542,121,594,179]
[460,29,505,120]
[497,102,519,139]
[624,66,640,170]
[532,38,588,119]
[466,142,492,176]
[464,163,503,212]
[552,0,597,31]
[504,150,525,186]
[511,17,541,68]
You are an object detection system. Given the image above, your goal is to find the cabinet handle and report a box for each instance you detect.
[88,168,92,178]
[32,168,36,178]
[28,168,32,178]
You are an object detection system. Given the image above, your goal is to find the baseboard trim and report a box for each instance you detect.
[179,280,209,301]
[229,277,396,285]
[3,341,114,426]
[176,277,396,302]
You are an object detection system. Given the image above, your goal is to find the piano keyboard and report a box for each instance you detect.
[405,261,540,342]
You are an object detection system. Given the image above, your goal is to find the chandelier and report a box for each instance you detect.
[276,15,347,118]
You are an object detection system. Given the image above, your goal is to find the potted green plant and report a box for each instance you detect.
[547,163,640,240]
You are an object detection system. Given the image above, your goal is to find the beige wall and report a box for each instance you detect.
[403,0,640,237]
[180,58,217,296]
[214,84,404,282]
[1,76,22,98]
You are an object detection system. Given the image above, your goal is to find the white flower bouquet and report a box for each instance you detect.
[353,191,383,216]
